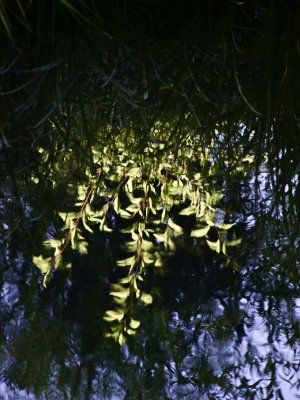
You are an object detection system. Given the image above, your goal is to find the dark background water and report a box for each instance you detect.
[1,2,300,399]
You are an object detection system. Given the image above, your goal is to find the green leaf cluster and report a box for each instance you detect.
[32,136,252,343]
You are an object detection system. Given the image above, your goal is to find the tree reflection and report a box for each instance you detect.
[1,246,299,399]
[1,1,300,399]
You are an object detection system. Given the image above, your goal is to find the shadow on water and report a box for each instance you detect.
[1,2,300,399]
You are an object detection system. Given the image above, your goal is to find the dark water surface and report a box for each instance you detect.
[2,166,300,400]
[1,2,300,399]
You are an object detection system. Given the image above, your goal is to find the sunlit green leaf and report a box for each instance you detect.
[179,205,197,215]
[242,155,254,163]
[143,253,155,264]
[126,177,134,193]
[131,230,139,240]
[143,229,151,238]
[119,276,132,284]
[59,211,78,222]
[82,213,93,233]
[140,292,153,305]
[78,241,88,254]
[161,206,167,222]
[103,310,124,322]
[54,252,62,268]
[168,218,183,233]
[118,333,126,346]
[169,187,182,196]
[110,289,129,300]
[149,184,156,194]
[126,166,140,178]
[204,213,215,227]
[166,234,176,251]
[113,297,128,305]
[124,240,138,252]
[116,256,135,267]
[206,239,221,253]
[222,241,227,255]
[110,283,125,292]
[33,255,52,274]
[77,184,87,201]
[88,214,100,224]
[210,192,224,205]
[102,225,113,233]
[104,332,115,339]
[130,195,143,205]
[153,232,166,242]
[191,225,210,238]
[43,270,52,288]
[217,222,235,230]
[129,319,141,329]
[43,239,62,249]
[119,209,132,219]
[99,203,109,218]
[154,257,163,267]
[226,238,242,246]
[141,240,153,251]
[71,229,77,249]
[126,328,136,335]
[121,226,134,234]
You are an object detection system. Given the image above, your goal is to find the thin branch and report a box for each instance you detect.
[233,62,262,116]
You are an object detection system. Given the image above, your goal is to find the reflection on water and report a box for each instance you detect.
[0,169,300,399]
[1,2,300,398]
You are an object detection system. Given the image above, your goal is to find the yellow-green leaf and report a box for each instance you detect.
[78,241,88,255]
[242,155,254,163]
[127,167,140,178]
[43,270,51,288]
[179,205,197,216]
[217,223,235,230]
[82,214,93,233]
[141,240,153,251]
[168,218,183,234]
[210,192,224,205]
[126,177,133,193]
[33,255,52,274]
[143,253,155,265]
[129,319,141,329]
[191,225,210,238]
[222,241,227,255]
[103,310,124,322]
[113,195,120,213]
[118,333,126,346]
[119,276,132,284]
[43,239,62,249]
[119,209,132,219]
[110,289,129,300]
[226,238,242,246]
[116,256,135,267]
[153,233,166,243]
[140,292,153,305]
[154,257,163,267]
[126,204,139,213]
[126,328,136,335]
[206,239,220,252]
[205,214,215,227]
